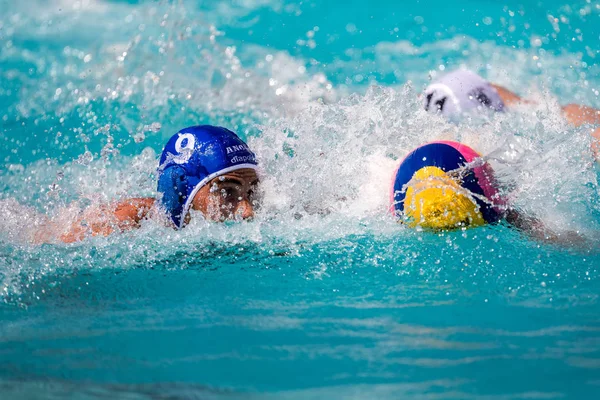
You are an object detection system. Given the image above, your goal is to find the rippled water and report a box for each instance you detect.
[1,0,600,398]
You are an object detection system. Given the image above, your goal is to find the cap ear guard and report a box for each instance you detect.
[423,83,461,117]
[157,165,188,229]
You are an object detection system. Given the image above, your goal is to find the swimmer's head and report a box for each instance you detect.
[157,125,259,228]
[423,70,504,118]
[391,141,502,231]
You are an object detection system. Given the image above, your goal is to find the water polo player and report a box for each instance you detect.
[390,140,583,244]
[423,69,600,158]
[57,125,260,243]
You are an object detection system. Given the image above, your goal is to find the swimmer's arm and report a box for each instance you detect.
[60,198,155,243]
[492,83,600,126]
[504,209,586,247]
[492,83,600,158]
[490,84,524,107]
[561,104,600,160]
[490,84,600,124]
[561,103,600,126]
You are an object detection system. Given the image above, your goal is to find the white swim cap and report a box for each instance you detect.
[423,70,504,117]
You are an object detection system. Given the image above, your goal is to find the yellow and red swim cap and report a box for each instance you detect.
[391,141,503,230]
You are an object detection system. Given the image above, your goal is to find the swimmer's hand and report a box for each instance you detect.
[59,198,155,243]
[505,209,587,248]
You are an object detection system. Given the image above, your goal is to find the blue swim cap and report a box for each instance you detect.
[157,125,258,229]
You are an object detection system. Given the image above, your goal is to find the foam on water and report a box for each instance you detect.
[1,0,600,398]
[1,0,598,306]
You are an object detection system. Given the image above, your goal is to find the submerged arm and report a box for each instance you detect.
[504,209,586,247]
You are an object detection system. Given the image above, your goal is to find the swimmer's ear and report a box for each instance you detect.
[157,165,188,228]
[424,92,434,111]
[423,89,447,113]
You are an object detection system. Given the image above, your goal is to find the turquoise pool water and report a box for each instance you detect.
[1,0,600,398]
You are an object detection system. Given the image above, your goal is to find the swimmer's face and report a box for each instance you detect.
[191,168,259,222]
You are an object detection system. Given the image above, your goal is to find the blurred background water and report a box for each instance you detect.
[1,0,600,398]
